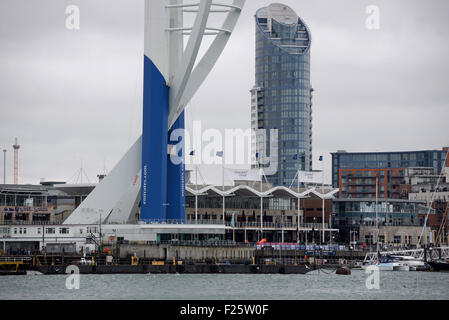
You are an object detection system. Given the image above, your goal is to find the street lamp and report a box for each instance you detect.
[349,229,358,249]
[313,217,316,244]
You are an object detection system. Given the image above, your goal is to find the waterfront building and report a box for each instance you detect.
[252,3,313,186]
[46,183,99,223]
[407,167,449,202]
[185,183,336,243]
[0,223,226,255]
[331,147,449,199]
[0,185,55,224]
[332,198,435,247]
[0,180,339,249]
[0,182,104,225]
[408,167,449,245]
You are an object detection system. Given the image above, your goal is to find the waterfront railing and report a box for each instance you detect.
[0,220,55,225]
[228,222,331,230]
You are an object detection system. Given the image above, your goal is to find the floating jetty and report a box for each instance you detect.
[3,252,317,275]
[0,243,371,276]
[0,261,27,276]
[1,244,364,276]
[428,261,449,272]
[30,262,313,275]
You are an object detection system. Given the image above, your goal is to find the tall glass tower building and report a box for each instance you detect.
[252,3,313,187]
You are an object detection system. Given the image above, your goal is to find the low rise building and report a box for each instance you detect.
[408,167,449,245]
[0,180,340,248]
[332,198,434,247]
[0,185,55,224]
[332,147,448,199]
[185,183,338,243]
[0,223,226,255]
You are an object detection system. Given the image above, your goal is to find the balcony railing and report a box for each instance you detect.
[227,222,330,230]
[141,219,225,226]
[139,240,242,247]
[141,220,332,230]
[336,220,423,227]
[0,220,54,226]
[346,182,376,186]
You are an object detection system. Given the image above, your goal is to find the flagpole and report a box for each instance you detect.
[294,154,301,244]
[297,169,300,244]
[321,156,325,244]
[260,170,263,242]
[281,211,284,243]
[376,175,379,252]
[254,154,261,242]
[222,152,225,225]
[195,164,198,225]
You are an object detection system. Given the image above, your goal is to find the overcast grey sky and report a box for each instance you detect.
[0,0,448,185]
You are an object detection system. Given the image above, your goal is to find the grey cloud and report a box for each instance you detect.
[0,0,448,186]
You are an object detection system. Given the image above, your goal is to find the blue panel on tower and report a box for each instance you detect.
[167,111,186,222]
[141,56,168,221]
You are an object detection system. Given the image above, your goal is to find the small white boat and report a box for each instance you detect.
[362,255,420,271]
[362,261,400,271]
[389,255,424,271]
[26,270,44,276]
[394,264,410,272]
[371,262,404,271]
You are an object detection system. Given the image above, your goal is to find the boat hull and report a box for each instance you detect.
[362,263,408,271]
[428,261,449,272]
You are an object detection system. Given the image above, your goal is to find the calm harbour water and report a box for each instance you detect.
[1,270,448,300]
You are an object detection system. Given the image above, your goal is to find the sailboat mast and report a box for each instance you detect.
[418,151,449,246]
[376,175,379,252]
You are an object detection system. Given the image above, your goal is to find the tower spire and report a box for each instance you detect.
[12,137,20,185]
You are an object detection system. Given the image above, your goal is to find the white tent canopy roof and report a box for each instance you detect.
[186,184,339,200]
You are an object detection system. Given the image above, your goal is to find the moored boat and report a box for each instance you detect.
[362,255,422,271]
[389,255,424,271]
[428,260,449,272]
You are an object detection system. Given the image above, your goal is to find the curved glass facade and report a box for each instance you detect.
[252,4,313,186]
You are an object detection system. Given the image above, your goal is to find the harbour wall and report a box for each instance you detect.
[119,244,255,262]
[118,244,366,263]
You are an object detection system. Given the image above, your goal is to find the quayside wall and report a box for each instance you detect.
[118,244,366,263]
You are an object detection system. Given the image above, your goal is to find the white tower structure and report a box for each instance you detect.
[64,0,245,225]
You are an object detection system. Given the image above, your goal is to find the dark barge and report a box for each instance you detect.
[0,261,27,276]
[30,263,313,275]
[428,261,449,272]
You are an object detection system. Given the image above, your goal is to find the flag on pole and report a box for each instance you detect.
[298,171,324,184]
[226,168,262,182]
